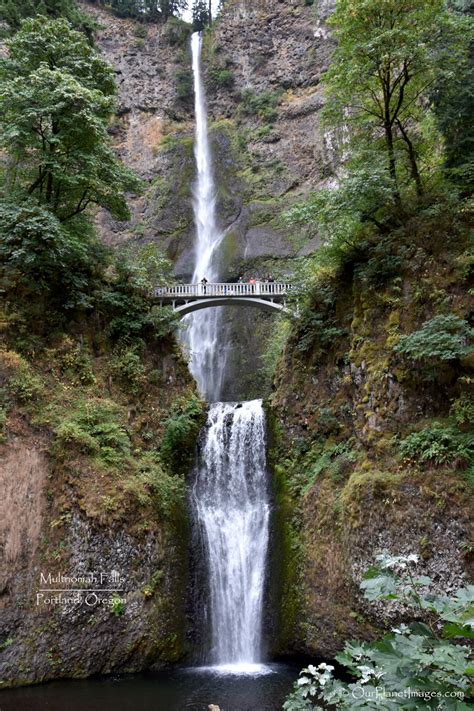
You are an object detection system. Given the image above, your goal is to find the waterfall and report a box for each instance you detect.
[190,401,270,669]
[185,32,226,402]
[186,32,271,673]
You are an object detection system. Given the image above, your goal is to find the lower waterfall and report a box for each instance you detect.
[190,400,270,669]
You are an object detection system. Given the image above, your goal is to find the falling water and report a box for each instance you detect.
[190,401,270,668]
[187,32,271,671]
[185,32,226,401]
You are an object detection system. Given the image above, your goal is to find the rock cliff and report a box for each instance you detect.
[84,0,338,399]
[0,337,203,686]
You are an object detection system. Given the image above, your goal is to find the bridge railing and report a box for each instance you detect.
[153,282,292,298]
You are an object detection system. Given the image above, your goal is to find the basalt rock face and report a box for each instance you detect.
[268,218,474,658]
[0,341,200,687]
[86,0,335,273]
[84,1,336,400]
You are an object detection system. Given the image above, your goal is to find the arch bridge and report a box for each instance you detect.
[152,282,293,316]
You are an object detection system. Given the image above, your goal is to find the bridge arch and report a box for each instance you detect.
[174,296,288,316]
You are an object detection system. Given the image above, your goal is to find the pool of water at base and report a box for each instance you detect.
[0,663,301,711]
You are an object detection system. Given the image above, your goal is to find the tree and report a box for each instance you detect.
[192,0,210,30]
[323,0,469,206]
[433,1,474,193]
[0,0,95,36]
[0,17,139,224]
[158,0,188,22]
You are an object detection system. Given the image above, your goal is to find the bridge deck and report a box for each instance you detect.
[153,282,291,301]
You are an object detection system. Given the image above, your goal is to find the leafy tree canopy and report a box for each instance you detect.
[0,17,139,224]
[323,0,470,205]
[192,0,210,30]
[0,0,95,36]
[87,0,188,22]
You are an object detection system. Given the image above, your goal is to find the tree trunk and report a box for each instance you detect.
[384,121,402,207]
[208,0,212,25]
[396,119,423,198]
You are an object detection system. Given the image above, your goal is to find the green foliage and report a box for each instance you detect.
[96,246,177,342]
[160,394,204,475]
[261,317,291,381]
[323,0,469,206]
[7,359,44,402]
[293,277,347,356]
[399,423,474,467]
[394,315,473,363]
[192,0,210,31]
[109,347,146,394]
[450,394,474,429]
[0,200,106,311]
[89,0,187,22]
[240,88,281,124]
[54,399,131,466]
[0,18,140,223]
[176,68,193,101]
[52,340,96,385]
[209,67,234,89]
[164,16,192,46]
[284,554,474,710]
[286,155,397,243]
[133,451,186,518]
[433,1,474,193]
[110,594,125,616]
[0,0,95,36]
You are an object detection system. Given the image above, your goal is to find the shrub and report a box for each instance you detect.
[394,315,473,363]
[284,554,474,710]
[209,67,234,89]
[176,69,193,101]
[53,339,96,385]
[8,361,44,402]
[109,348,146,394]
[399,423,474,467]
[55,421,100,455]
[110,594,125,617]
[450,393,474,428]
[160,394,204,475]
[54,399,131,466]
[240,88,281,124]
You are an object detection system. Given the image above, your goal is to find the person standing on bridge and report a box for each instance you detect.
[201,277,208,294]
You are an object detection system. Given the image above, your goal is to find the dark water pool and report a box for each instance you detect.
[0,663,300,711]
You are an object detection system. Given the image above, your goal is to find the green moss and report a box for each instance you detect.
[341,469,401,525]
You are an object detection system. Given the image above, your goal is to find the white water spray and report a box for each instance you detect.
[191,401,270,666]
[187,33,271,671]
[186,32,226,401]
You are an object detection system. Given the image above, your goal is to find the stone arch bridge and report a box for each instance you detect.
[152,282,293,316]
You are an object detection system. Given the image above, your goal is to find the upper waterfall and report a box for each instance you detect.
[184,32,227,401]
[190,32,220,284]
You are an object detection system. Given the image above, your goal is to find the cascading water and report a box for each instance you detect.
[190,401,270,669]
[187,32,271,672]
[185,32,226,401]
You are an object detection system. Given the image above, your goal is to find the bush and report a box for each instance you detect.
[8,361,44,403]
[176,69,193,101]
[209,67,234,89]
[284,554,474,710]
[54,399,131,466]
[394,315,473,363]
[109,348,146,394]
[160,395,204,474]
[110,594,125,617]
[55,421,100,455]
[399,423,474,467]
[240,88,281,124]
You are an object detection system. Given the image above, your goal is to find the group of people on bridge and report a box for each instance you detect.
[199,275,276,295]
